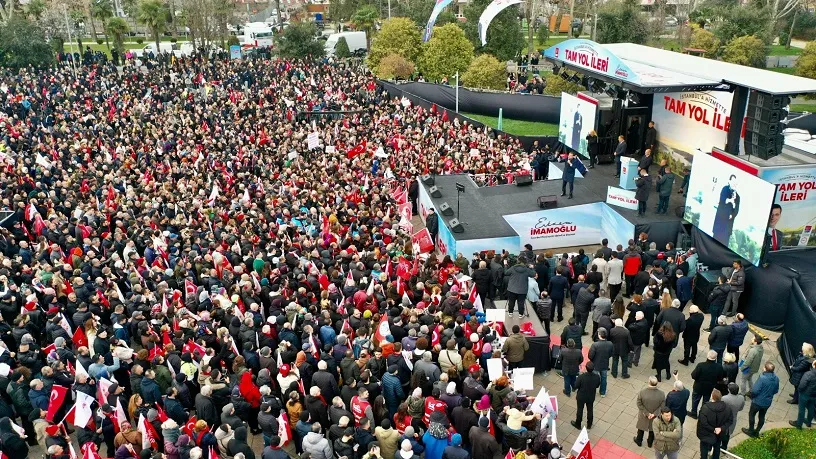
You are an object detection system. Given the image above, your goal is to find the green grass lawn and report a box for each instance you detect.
[731,427,816,459]
[791,103,816,112]
[769,67,797,74]
[769,44,803,56]
[462,112,559,136]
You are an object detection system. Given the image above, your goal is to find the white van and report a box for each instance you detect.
[324,31,367,55]
[241,22,274,48]
[136,42,194,58]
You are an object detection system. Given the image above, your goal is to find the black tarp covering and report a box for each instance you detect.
[380,80,560,151]
[788,112,816,133]
[522,336,551,372]
[380,81,562,123]
[777,279,815,376]
[635,220,683,253]
[765,247,816,306]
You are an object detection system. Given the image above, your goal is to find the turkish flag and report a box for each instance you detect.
[46,385,69,422]
[72,327,88,349]
[155,402,169,423]
[412,228,434,254]
[396,257,412,280]
[346,140,367,159]
[576,442,593,459]
[182,415,197,437]
[185,279,197,301]
[277,412,292,445]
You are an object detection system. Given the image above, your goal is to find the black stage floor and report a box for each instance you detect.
[423,162,686,243]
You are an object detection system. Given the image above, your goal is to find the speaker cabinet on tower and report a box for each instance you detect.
[449,219,464,233]
[515,174,533,186]
[421,174,435,186]
[429,186,442,198]
[439,202,454,216]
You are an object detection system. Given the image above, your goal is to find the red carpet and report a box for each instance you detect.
[589,439,647,459]
[549,335,590,369]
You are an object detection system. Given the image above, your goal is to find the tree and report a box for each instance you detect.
[544,73,584,96]
[136,0,169,51]
[398,0,456,30]
[722,35,767,68]
[368,17,422,72]
[106,16,129,52]
[714,5,771,44]
[689,26,720,57]
[376,53,415,79]
[0,0,16,22]
[418,23,474,82]
[25,0,47,20]
[91,0,114,50]
[0,17,55,68]
[595,0,649,44]
[462,54,506,90]
[277,21,324,59]
[461,0,524,62]
[794,41,816,99]
[335,36,351,58]
[351,5,379,49]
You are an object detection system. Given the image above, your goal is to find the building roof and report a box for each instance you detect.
[605,43,816,95]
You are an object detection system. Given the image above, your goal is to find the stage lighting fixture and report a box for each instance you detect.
[455,182,466,192]
[588,78,605,93]
[560,71,571,81]
[628,92,641,104]
[552,65,561,76]
[604,85,619,98]
[568,73,582,84]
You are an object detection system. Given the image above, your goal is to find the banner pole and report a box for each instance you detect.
[498,108,503,131]
[455,72,459,113]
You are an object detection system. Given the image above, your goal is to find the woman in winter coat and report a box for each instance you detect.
[162,419,182,459]
[227,426,256,459]
[652,322,675,382]
[789,342,816,404]
[214,424,235,456]
[114,422,143,455]
[191,420,219,459]
[421,418,451,459]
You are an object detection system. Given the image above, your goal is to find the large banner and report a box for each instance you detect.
[651,91,737,157]
[478,0,523,46]
[600,204,636,250]
[758,165,816,248]
[503,203,605,250]
[457,236,521,258]
[559,92,598,158]
[543,39,641,86]
[423,0,454,42]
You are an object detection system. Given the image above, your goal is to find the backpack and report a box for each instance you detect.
[352,337,370,359]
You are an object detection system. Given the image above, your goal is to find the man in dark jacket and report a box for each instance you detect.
[571,361,601,429]
[140,369,162,406]
[195,385,220,428]
[560,318,584,351]
[665,379,690,425]
[548,267,569,322]
[471,261,493,308]
[675,270,692,310]
[505,263,534,318]
[573,284,596,335]
[164,389,188,426]
[561,339,583,397]
[727,314,749,361]
[706,276,730,331]
[262,436,290,459]
[655,165,674,214]
[469,417,500,459]
[789,359,816,429]
[489,256,505,301]
[641,291,660,347]
[634,169,651,217]
[627,311,649,367]
[689,351,726,419]
[425,208,438,249]
[589,329,613,397]
[610,319,633,379]
[679,305,705,366]
[227,426,256,459]
[697,389,733,459]
[708,316,732,364]
[743,362,779,437]
[312,360,340,403]
[381,365,405,419]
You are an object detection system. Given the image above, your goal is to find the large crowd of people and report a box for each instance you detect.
[0,52,813,459]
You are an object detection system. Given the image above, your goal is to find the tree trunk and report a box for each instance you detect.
[105,31,111,51]
[275,0,283,32]
[526,0,535,55]
[554,1,564,36]
[786,8,797,49]
[154,29,160,51]
[169,0,178,38]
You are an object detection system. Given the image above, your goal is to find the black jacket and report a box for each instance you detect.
[610,326,634,357]
[588,340,613,371]
[708,325,732,351]
[228,427,256,459]
[574,371,601,402]
[628,319,649,346]
[472,268,492,297]
[195,393,219,428]
[560,348,583,376]
[683,312,705,342]
[653,307,686,337]
[469,426,500,459]
[708,284,730,308]
[691,360,725,395]
[635,175,651,201]
[697,400,733,445]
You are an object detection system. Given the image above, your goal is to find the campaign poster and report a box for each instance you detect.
[436,217,457,258]
[758,165,816,247]
[558,92,598,159]
[683,153,777,265]
[412,228,435,254]
[503,203,604,250]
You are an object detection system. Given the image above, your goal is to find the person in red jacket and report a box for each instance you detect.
[623,248,643,298]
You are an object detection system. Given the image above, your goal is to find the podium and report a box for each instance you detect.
[619,157,638,190]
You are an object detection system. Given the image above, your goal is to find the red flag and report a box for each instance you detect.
[504,449,514,459]
[97,289,110,309]
[576,442,593,459]
[155,402,169,423]
[81,442,102,459]
[46,385,69,422]
[431,326,441,348]
[487,409,496,436]
[396,257,412,281]
[183,339,206,357]
[185,279,197,301]
[139,413,160,450]
[374,313,390,343]
[63,278,74,294]
[346,140,367,159]
[411,228,434,254]
[182,416,197,437]
[210,446,221,459]
[297,379,306,396]
[162,328,173,346]
[277,412,292,445]
[442,109,449,122]
[72,327,88,349]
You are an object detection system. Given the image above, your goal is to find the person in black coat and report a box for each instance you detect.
[610,319,634,379]
[679,306,705,366]
[634,169,651,217]
[689,351,726,419]
[195,386,220,429]
[627,312,649,367]
[471,262,493,308]
[571,362,601,429]
[706,277,730,331]
[0,416,28,457]
[425,208,439,248]
[164,389,188,426]
[708,316,733,364]
[227,426,256,459]
[561,339,584,396]
[665,378,691,425]
[697,389,733,459]
[653,303,686,347]
[586,131,599,168]
[561,152,578,199]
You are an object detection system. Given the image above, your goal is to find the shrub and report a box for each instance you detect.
[418,23,473,82]
[97,38,104,45]
[376,53,415,80]
[536,23,549,45]
[369,17,422,71]
[544,73,583,96]
[170,37,177,43]
[335,36,351,58]
[722,35,767,68]
[136,37,144,44]
[689,26,719,57]
[795,42,816,100]
[462,54,506,90]
[227,35,240,47]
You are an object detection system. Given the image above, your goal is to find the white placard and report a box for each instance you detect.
[307,132,319,150]
[605,186,638,211]
[325,146,336,153]
[530,387,548,414]
[486,358,504,381]
[512,367,535,390]
[288,151,298,160]
[470,148,480,157]
[485,308,505,323]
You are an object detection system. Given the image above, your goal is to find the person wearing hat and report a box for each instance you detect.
[261,435,289,459]
[470,415,500,459]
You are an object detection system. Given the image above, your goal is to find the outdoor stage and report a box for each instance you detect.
[418,162,685,256]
